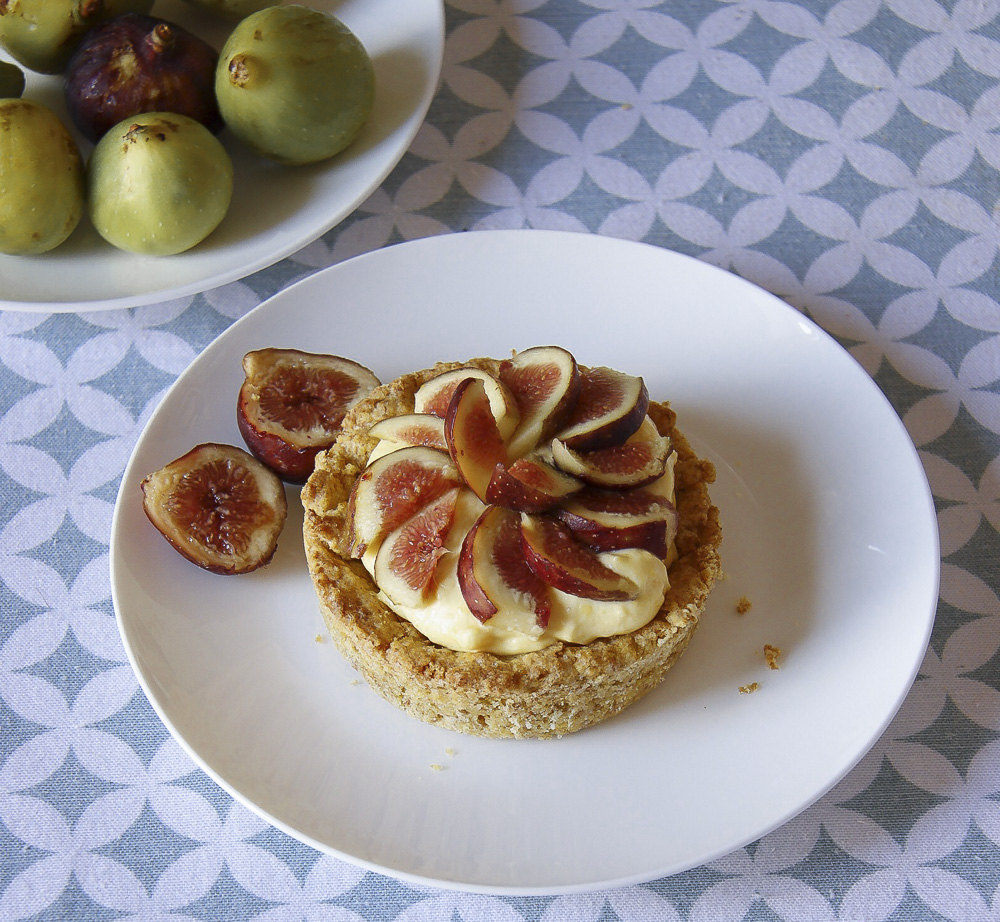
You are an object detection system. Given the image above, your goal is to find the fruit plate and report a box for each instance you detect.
[110,229,940,894]
[0,0,444,313]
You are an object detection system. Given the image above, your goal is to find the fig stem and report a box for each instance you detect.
[147,23,175,56]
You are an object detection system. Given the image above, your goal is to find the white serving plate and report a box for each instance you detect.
[110,230,939,894]
[0,0,444,312]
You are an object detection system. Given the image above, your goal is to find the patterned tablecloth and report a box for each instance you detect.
[2,0,999,918]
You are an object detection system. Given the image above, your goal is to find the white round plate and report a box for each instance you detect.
[0,0,443,313]
[111,230,939,895]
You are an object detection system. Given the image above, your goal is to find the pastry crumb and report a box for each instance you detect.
[430,763,444,772]
[314,634,324,643]
[445,747,456,757]
[764,644,782,669]
[739,682,759,695]
[735,596,752,615]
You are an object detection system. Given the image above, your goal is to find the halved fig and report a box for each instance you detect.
[498,346,581,457]
[551,416,671,488]
[457,506,551,627]
[368,414,447,451]
[348,446,462,557]
[140,442,287,574]
[485,457,582,513]
[554,486,678,557]
[414,368,520,440]
[556,366,649,452]
[374,487,461,606]
[520,514,639,601]
[237,348,380,483]
[444,377,508,502]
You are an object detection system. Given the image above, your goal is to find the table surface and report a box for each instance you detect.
[2,0,998,919]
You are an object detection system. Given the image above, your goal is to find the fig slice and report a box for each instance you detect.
[237,348,380,483]
[348,446,462,558]
[485,457,582,513]
[551,416,671,489]
[140,442,287,574]
[367,413,447,451]
[414,368,520,440]
[457,505,551,628]
[520,514,639,602]
[444,377,509,502]
[556,366,649,452]
[373,487,461,607]
[554,486,678,557]
[498,346,581,458]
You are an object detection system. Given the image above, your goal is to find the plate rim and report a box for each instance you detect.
[110,229,940,894]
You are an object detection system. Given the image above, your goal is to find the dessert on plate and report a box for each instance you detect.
[301,346,722,738]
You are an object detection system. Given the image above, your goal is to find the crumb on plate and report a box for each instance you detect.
[739,682,760,695]
[764,644,782,669]
[735,596,752,615]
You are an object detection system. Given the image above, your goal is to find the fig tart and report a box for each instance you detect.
[301,347,722,739]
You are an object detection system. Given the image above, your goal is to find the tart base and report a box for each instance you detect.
[301,359,723,739]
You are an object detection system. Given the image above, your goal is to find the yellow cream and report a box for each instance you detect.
[360,432,677,656]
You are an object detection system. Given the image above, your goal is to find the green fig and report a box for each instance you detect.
[179,0,270,17]
[215,5,375,166]
[0,0,154,75]
[0,59,24,97]
[87,112,233,256]
[0,99,84,255]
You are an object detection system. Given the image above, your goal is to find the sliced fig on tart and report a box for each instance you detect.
[556,365,649,452]
[554,486,678,557]
[458,505,552,627]
[520,514,639,601]
[414,368,520,440]
[238,348,380,483]
[368,413,448,451]
[348,445,462,558]
[141,442,287,575]
[485,456,583,513]
[551,416,671,489]
[444,377,509,502]
[374,487,461,606]
[498,346,581,457]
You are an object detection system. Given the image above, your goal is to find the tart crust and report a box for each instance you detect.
[301,358,723,739]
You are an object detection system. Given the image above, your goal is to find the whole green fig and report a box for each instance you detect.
[215,5,375,166]
[0,99,84,255]
[0,59,24,97]
[0,0,154,74]
[87,112,233,256]
[179,0,270,17]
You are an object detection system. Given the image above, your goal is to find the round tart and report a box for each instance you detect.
[301,353,722,739]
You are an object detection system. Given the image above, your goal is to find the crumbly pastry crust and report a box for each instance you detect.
[301,357,723,739]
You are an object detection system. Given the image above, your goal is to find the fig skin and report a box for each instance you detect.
[214,5,375,165]
[87,111,233,256]
[0,0,154,75]
[64,13,222,143]
[0,60,24,97]
[0,99,84,255]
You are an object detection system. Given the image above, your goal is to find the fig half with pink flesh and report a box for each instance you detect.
[444,377,508,502]
[485,457,582,513]
[140,442,287,574]
[458,505,551,627]
[368,413,447,451]
[348,446,462,558]
[498,345,581,457]
[551,416,671,488]
[556,366,649,451]
[414,368,520,440]
[555,486,677,556]
[374,487,461,606]
[237,348,380,483]
[520,514,639,601]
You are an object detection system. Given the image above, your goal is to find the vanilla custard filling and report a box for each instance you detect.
[360,436,677,656]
